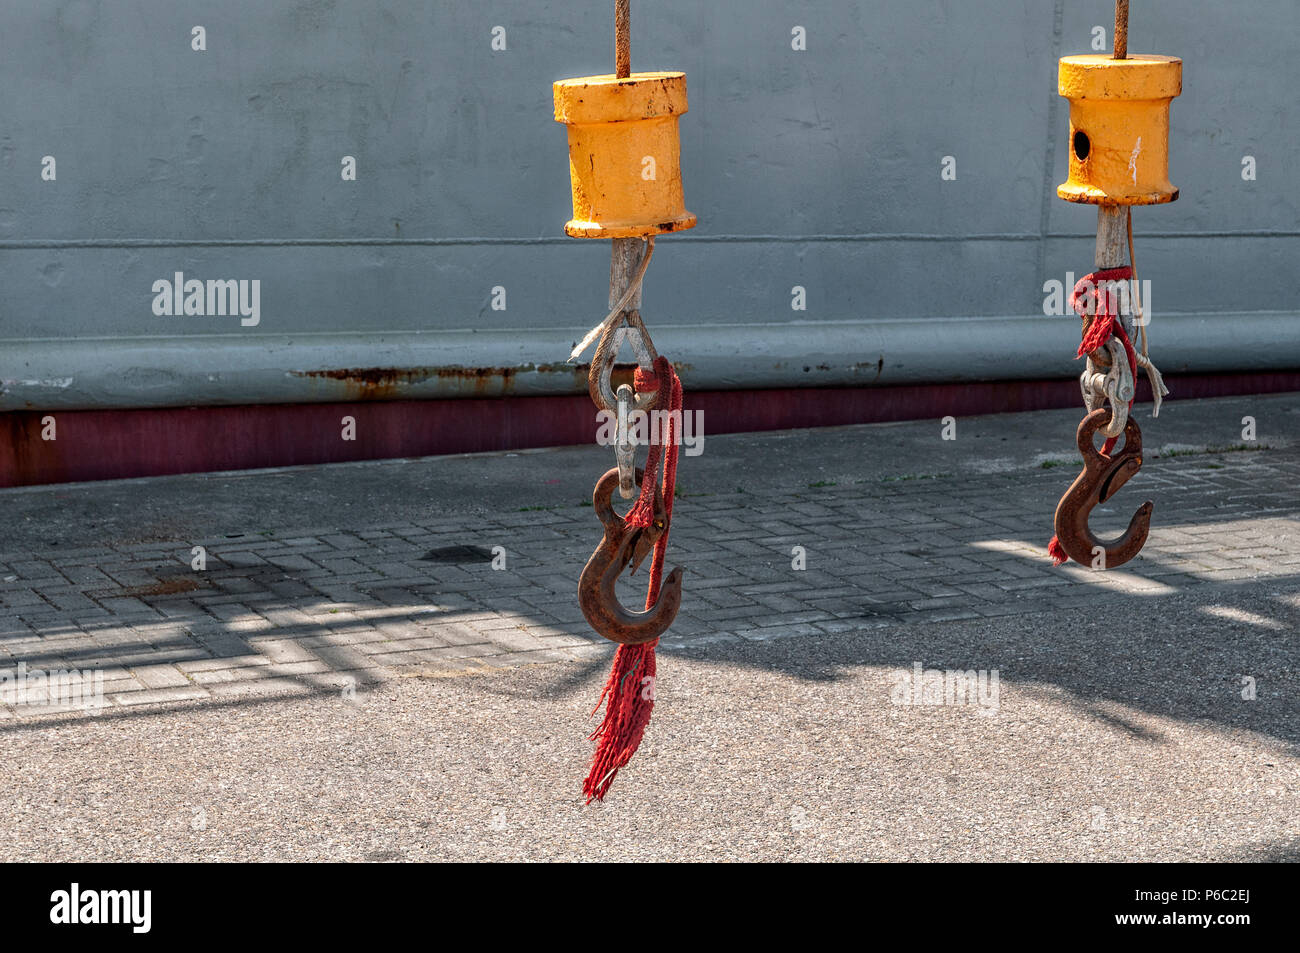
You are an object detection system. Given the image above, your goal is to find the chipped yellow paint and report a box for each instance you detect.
[1057,54,1182,206]
[553,71,697,238]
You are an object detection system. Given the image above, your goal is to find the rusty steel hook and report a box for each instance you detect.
[579,467,684,645]
[1053,407,1153,569]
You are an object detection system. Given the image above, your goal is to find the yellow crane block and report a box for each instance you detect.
[1058,54,1182,205]
[554,71,696,238]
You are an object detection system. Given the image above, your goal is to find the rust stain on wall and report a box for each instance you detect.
[292,363,597,399]
[289,360,690,401]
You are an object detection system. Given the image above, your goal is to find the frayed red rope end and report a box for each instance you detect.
[583,640,657,802]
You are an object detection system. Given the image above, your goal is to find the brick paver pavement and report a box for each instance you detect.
[1,398,1295,717]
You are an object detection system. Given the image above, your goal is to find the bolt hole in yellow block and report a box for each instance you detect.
[1058,54,1182,205]
[553,71,696,237]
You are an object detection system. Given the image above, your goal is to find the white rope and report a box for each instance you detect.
[1127,209,1168,418]
[568,237,654,362]
[1136,351,1169,418]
